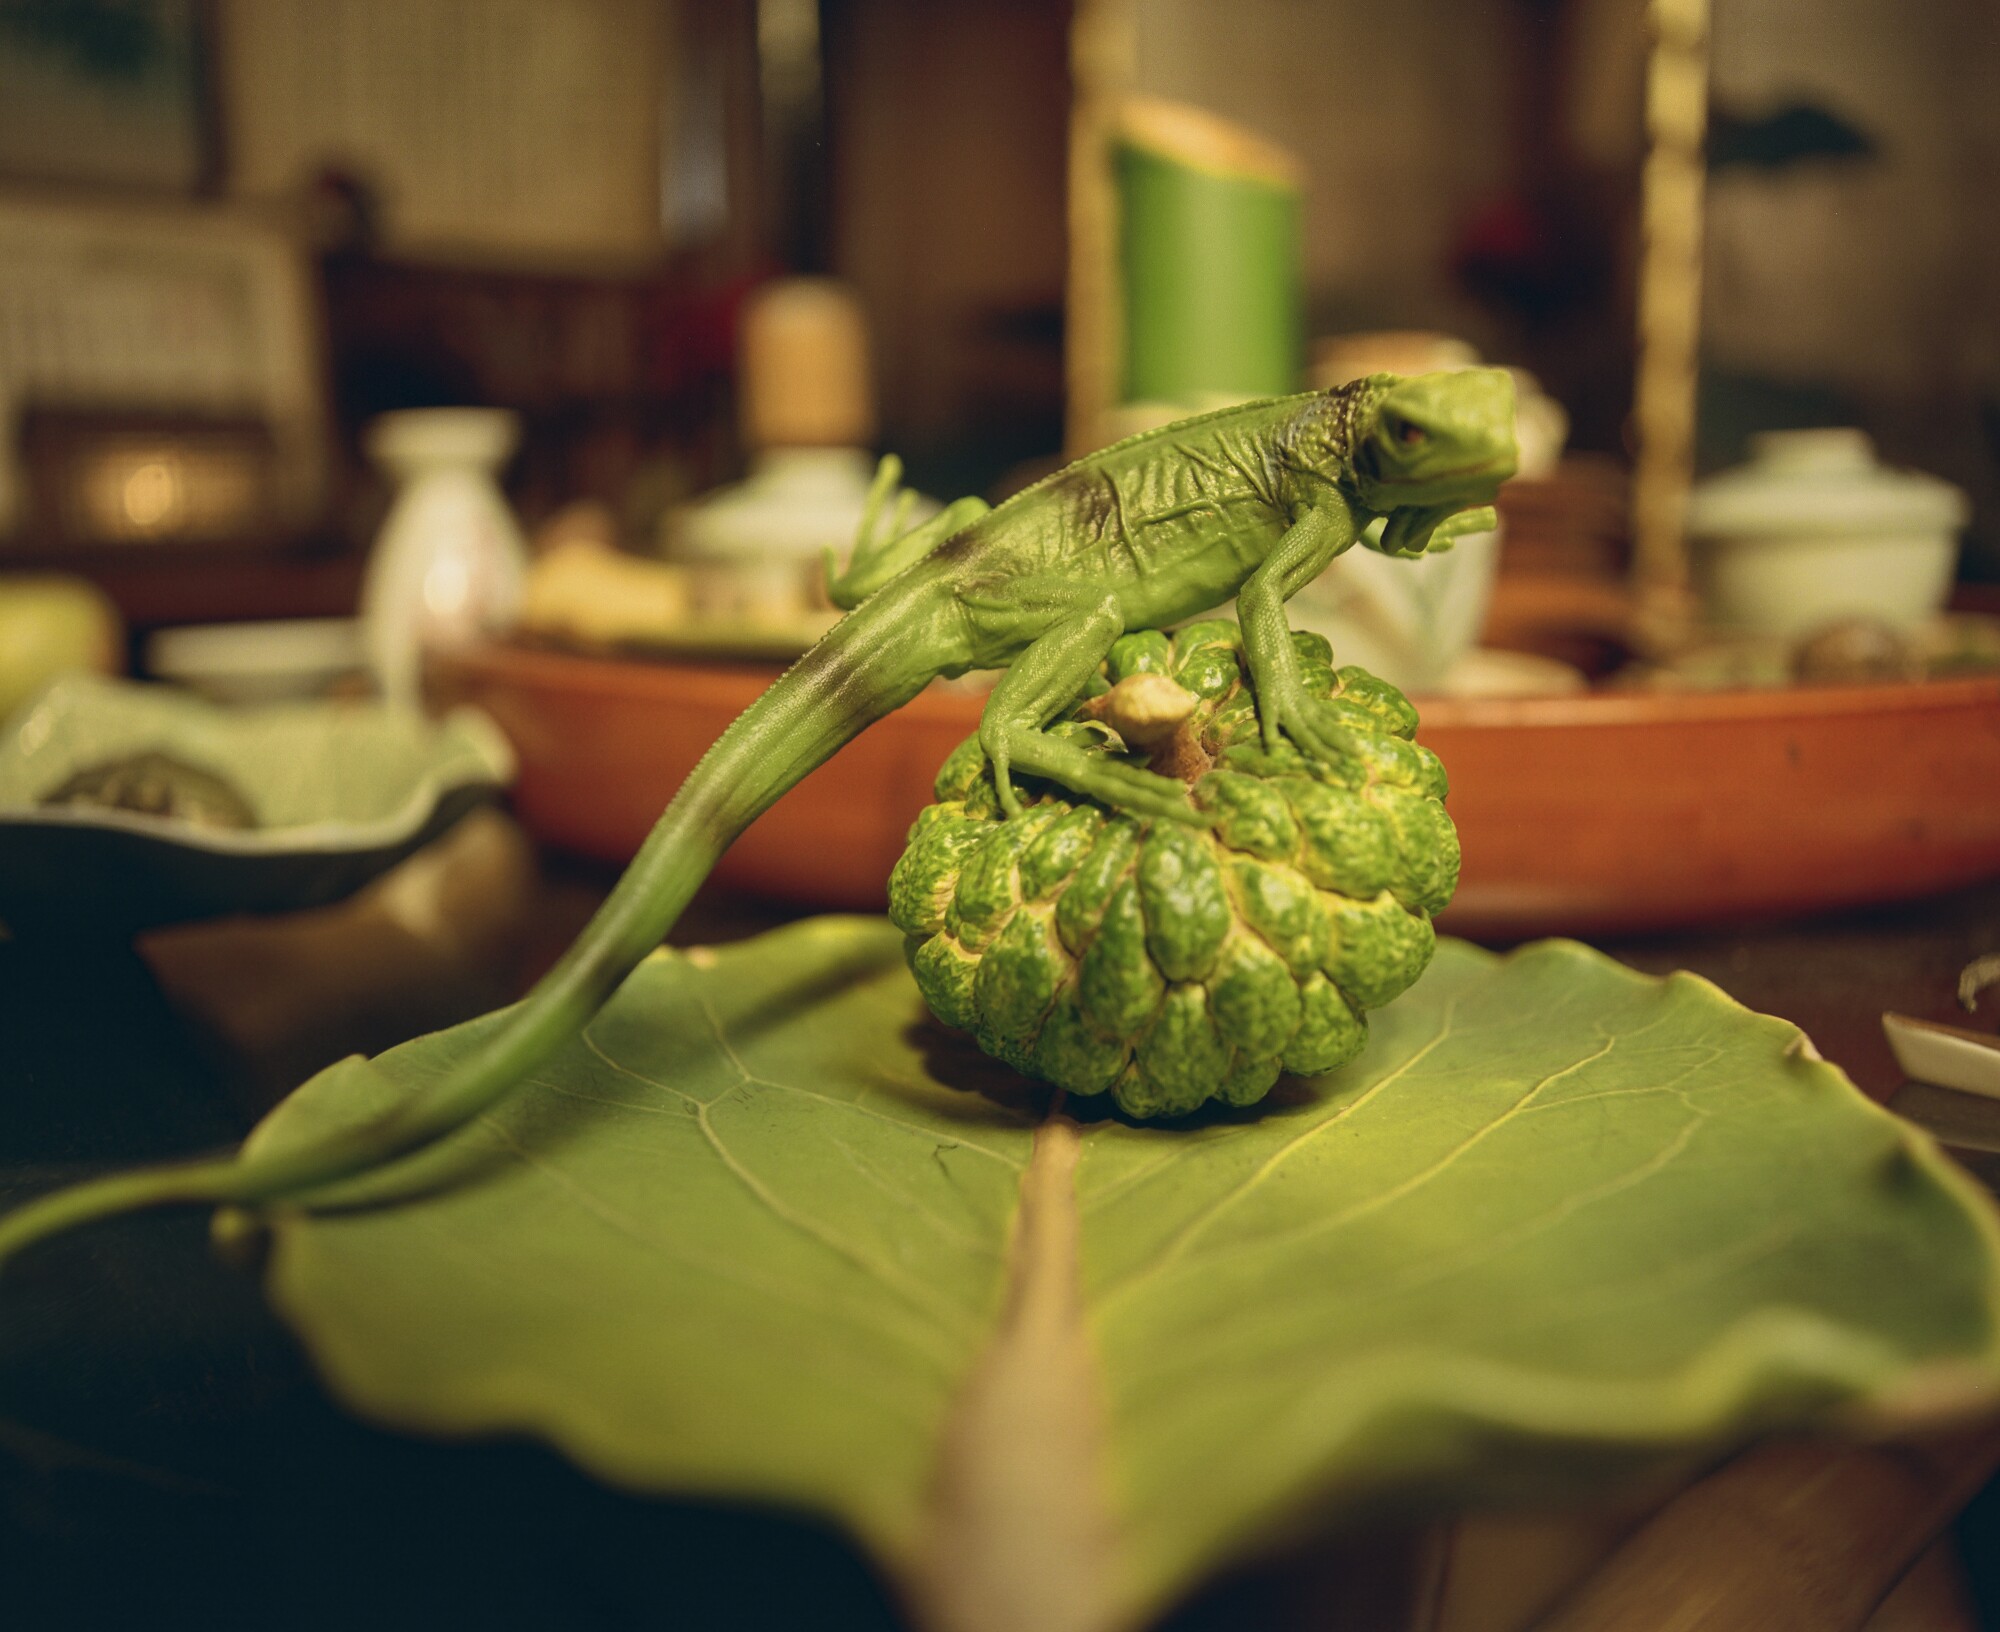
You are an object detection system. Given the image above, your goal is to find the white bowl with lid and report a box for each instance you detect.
[1687,429,1967,637]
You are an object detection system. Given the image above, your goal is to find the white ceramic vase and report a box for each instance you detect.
[360,409,527,706]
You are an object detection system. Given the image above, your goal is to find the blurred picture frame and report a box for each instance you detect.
[0,0,218,196]
[0,195,328,547]
[216,0,674,271]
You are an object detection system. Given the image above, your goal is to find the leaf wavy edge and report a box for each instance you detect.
[1101,937,2000,1617]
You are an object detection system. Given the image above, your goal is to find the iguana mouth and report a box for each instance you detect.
[1373,455,1512,488]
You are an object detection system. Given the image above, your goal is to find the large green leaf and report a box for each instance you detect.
[244,918,2000,1632]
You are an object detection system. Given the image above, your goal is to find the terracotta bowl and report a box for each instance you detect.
[430,642,2000,939]
[429,643,974,911]
[1419,678,2000,936]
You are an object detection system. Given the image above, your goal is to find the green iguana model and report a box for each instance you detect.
[0,368,1516,1262]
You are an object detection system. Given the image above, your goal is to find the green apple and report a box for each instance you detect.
[0,575,123,722]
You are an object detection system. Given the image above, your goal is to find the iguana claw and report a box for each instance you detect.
[1079,762,1214,826]
[1263,692,1355,767]
[997,755,1210,828]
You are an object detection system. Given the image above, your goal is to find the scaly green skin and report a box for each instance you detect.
[0,370,1516,1262]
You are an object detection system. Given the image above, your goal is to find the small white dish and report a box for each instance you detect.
[146,618,367,703]
[1883,1012,2000,1100]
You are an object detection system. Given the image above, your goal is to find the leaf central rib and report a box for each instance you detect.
[910,1112,1130,1632]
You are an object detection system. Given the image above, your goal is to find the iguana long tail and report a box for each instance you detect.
[0,591,948,1267]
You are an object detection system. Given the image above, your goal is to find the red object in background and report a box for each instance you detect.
[1454,190,1611,326]
[432,644,2000,939]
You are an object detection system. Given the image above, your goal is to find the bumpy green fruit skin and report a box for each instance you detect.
[889,620,1458,1119]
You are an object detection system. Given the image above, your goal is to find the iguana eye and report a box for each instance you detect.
[1397,419,1428,447]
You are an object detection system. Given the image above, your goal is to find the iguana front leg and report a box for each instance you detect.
[1375,501,1498,559]
[825,456,990,610]
[974,582,1206,826]
[1237,499,1367,762]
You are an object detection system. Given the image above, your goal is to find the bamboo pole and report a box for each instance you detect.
[1065,0,1135,457]
[1629,0,1710,647]
[1113,99,1302,410]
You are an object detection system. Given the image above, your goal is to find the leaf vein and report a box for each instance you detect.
[466,1116,963,1369]
[400,1203,952,1427]
[1115,1105,1718,1387]
[585,1012,1026,1167]
[821,1127,997,1253]
[1096,998,1466,1302]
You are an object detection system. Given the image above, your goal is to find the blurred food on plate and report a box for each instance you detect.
[1617,614,2000,693]
[663,278,938,641]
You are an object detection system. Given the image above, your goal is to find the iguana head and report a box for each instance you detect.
[1347,368,1518,510]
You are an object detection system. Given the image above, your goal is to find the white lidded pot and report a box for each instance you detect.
[674,445,935,624]
[1686,429,1967,637]
[667,278,936,627]
[360,409,527,705]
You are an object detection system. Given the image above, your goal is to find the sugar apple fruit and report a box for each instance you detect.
[888,618,1459,1119]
